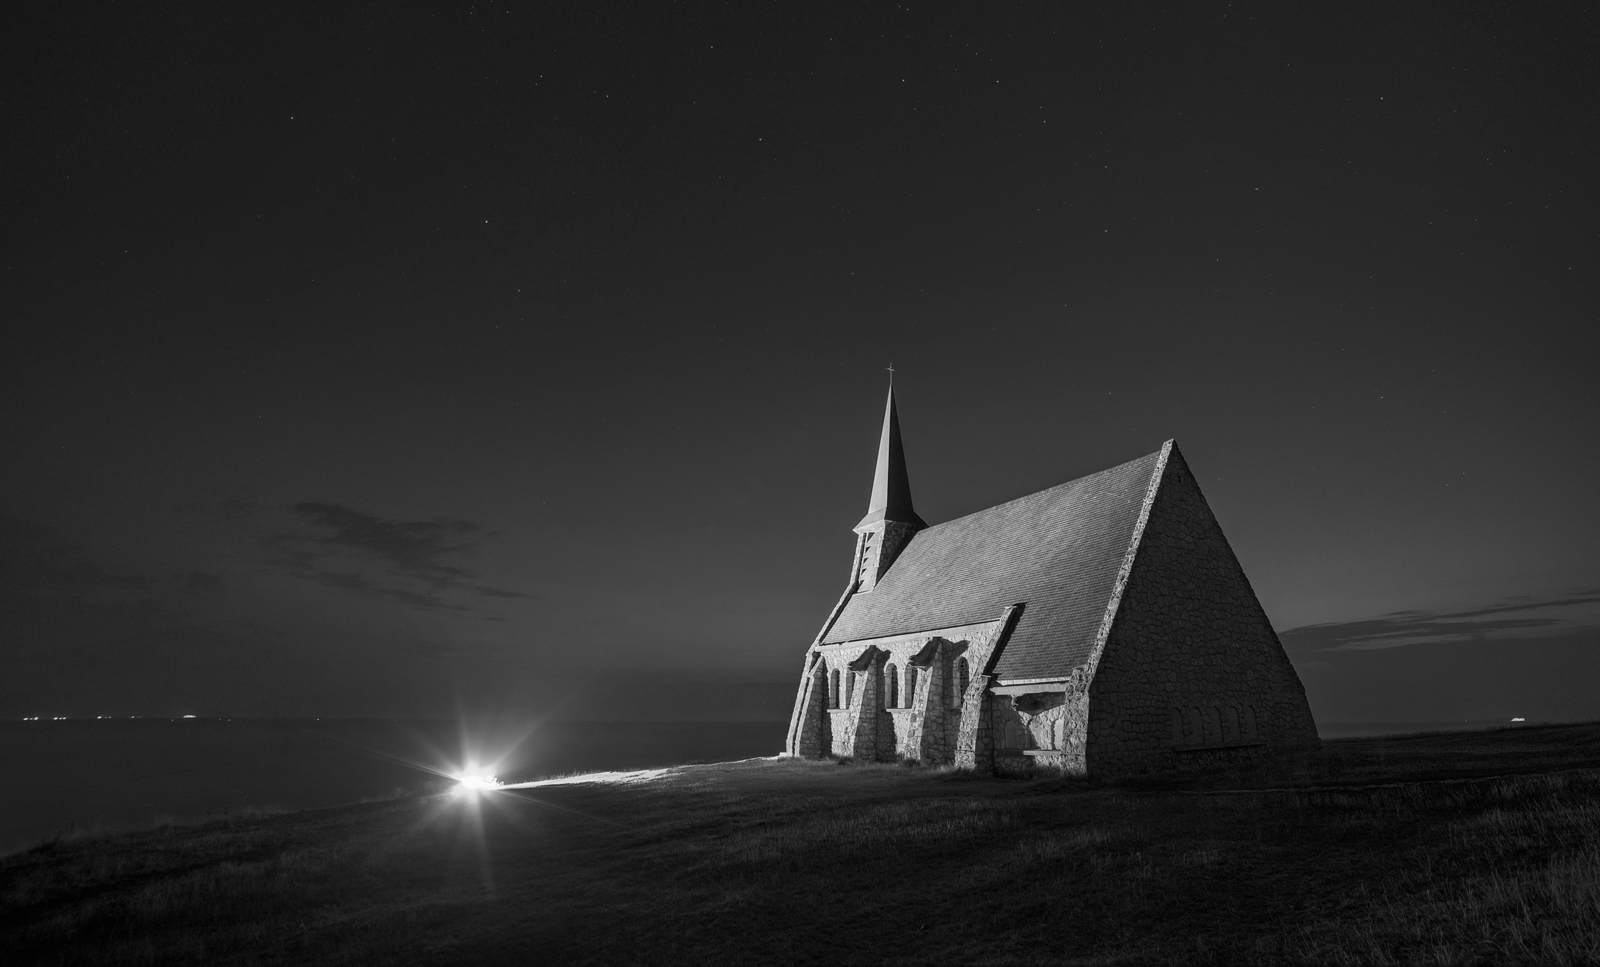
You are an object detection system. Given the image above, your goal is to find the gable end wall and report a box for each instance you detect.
[1085,451,1318,774]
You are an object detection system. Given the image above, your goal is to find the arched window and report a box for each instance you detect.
[954,657,970,707]
[887,664,900,709]
[1223,706,1239,743]
[1002,717,1025,749]
[1245,705,1259,742]
[907,666,919,707]
[846,672,856,708]
[828,669,840,709]
[1192,707,1206,744]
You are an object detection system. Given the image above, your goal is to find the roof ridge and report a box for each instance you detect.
[918,443,1172,533]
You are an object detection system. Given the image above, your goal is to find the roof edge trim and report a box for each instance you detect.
[854,506,928,530]
[820,617,1006,650]
[979,603,1026,676]
[991,680,1069,695]
[1082,440,1173,680]
[993,676,1073,688]
[809,576,862,650]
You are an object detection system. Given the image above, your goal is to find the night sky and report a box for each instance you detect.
[5,3,1597,726]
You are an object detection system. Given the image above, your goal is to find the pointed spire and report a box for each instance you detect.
[857,384,927,530]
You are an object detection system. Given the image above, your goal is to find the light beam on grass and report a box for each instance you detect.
[504,768,671,789]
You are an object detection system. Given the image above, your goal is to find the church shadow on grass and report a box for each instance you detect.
[7,721,1600,965]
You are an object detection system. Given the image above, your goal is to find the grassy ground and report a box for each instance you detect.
[7,723,1600,965]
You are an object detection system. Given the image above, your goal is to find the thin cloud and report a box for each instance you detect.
[306,569,472,613]
[290,502,480,587]
[1280,589,1600,652]
[275,503,531,611]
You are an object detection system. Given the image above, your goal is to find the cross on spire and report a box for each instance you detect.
[886,363,895,386]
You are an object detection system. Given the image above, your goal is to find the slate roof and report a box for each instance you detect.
[821,446,1168,681]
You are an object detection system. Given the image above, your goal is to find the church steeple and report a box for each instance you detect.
[857,385,926,530]
[851,382,926,592]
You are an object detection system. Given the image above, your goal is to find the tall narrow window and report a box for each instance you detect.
[887,665,900,709]
[1002,717,1024,749]
[955,657,970,707]
[846,672,856,708]
[907,666,919,707]
[828,669,840,709]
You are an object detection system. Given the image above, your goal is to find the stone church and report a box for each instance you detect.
[784,388,1318,775]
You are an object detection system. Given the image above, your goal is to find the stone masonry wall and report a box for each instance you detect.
[951,606,1023,773]
[821,649,889,759]
[953,674,996,771]
[790,659,830,758]
[849,652,884,759]
[802,618,1004,763]
[828,705,855,758]
[1085,450,1318,775]
[904,644,950,762]
[984,670,1091,777]
[1059,669,1090,773]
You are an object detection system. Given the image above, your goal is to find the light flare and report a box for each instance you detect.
[452,769,505,796]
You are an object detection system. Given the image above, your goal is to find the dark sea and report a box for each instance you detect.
[0,718,789,854]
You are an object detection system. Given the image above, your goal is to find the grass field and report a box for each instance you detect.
[7,723,1600,965]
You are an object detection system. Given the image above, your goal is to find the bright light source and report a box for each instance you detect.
[452,771,504,796]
